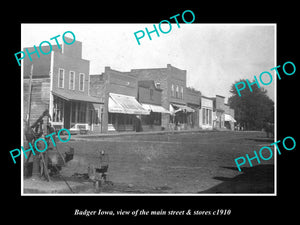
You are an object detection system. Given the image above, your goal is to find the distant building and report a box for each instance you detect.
[199,96,213,130]
[210,95,236,130]
[185,87,201,129]
[224,103,236,130]
[213,95,226,129]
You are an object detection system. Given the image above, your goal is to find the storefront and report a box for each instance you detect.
[224,113,236,130]
[51,90,103,133]
[140,103,170,131]
[199,96,213,130]
[169,103,195,130]
[107,93,149,132]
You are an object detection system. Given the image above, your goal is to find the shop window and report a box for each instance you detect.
[206,109,209,124]
[108,113,116,124]
[153,112,161,125]
[141,112,161,125]
[77,102,86,123]
[71,102,76,123]
[94,109,100,125]
[53,96,64,122]
[126,115,133,125]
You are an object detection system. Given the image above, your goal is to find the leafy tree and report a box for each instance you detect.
[228,79,274,130]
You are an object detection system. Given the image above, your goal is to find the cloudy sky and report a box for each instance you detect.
[21,23,275,102]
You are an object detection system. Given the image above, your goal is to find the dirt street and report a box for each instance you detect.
[24,130,275,194]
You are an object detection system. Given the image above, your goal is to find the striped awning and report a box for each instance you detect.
[108,93,149,115]
[141,103,171,114]
[171,103,195,113]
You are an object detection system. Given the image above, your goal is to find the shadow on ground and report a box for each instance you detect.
[199,164,274,194]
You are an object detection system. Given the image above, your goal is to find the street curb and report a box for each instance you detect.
[70,129,222,140]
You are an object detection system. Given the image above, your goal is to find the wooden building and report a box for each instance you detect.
[23,38,103,134]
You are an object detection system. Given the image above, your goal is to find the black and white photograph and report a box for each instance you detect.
[20,23,276,195]
[3,5,298,224]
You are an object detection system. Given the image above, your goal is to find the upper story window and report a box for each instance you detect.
[79,73,85,91]
[180,86,184,99]
[69,71,75,90]
[176,85,179,98]
[150,89,153,100]
[58,68,64,88]
[171,84,175,97]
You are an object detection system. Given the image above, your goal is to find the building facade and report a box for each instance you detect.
[185,87,201,129]
[199,96,214,130]
[138,80,170,131]
[24,37,235,134]
[90,67,149,132]
[23,38,102,134]
[224,103,236,130]
[130,64,195,131]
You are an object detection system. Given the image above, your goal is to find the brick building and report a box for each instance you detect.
[138,80,170,131]
[24,36,235,134]
[23,38,102,134]
[185,87,201,129]
[130,64,194,130]
[90,67,149,132]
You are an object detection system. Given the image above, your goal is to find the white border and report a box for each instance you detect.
[21,23,277,196]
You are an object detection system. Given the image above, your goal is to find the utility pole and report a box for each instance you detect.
[27,64,33,127]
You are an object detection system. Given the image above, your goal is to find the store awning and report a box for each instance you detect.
[171,103,195,113]
[109,93,150,115]
[52,90,102,103]
[141,103,171,114]
[224,114,236,122]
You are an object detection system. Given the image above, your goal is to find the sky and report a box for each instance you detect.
[21,23,275,102]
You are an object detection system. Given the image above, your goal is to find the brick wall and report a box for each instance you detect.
[186,87,201,106]
[138,80,162,106]
[89,74,105,99]
[129,64,187,129]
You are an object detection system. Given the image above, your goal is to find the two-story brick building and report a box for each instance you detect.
[23,38,103,134]
[130,64,194,130]
[138,80,170,131]
[90,67,149,132]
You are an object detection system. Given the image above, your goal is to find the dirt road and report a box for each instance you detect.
[24,130,275,194]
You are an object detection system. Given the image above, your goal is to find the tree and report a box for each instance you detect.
[228,79,274,130]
